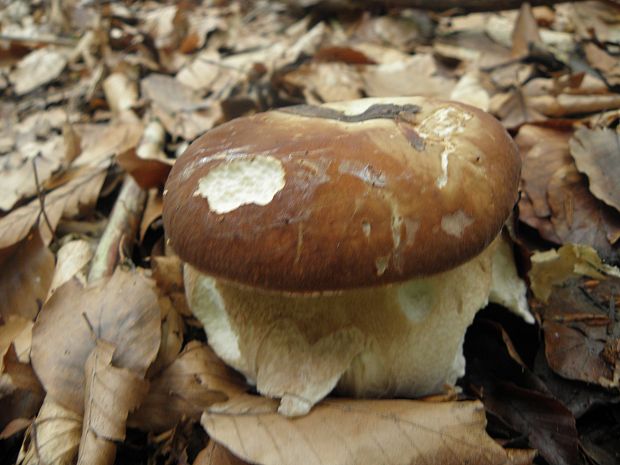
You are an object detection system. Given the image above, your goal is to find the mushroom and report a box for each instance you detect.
[163,97,532,417]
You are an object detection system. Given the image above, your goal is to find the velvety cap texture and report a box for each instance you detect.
[163,97,520,291]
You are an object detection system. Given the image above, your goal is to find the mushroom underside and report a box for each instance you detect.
[184,234,530,417]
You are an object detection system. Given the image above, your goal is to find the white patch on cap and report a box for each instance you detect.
[417,107,472,189]
[441,210,474,238]
[196,155,285,214]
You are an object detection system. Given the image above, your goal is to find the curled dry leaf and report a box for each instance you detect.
[31,268,160,414]
[47,239,93,300]
[17,397,82,465]
[570,128,620,213]
[203,396,533,465]
[0,231,54,321]
[77,340,149,465]
[9,47,68,95]
[130,341,245,433]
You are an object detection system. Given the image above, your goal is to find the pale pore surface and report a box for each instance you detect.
[185,235,531,417]
[195,155,285,214]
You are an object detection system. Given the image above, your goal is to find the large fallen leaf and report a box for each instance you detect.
[194,441,250,465]
[0,316,33,367]
[130,341,245,433]
[77,340,149,465]
[31,268,160,414]
[202,396,534,465]
[0,231,54,320]
[9,47,68,95]
[17,397,82,465]
[0,165,108,248]
[570,127,620,213]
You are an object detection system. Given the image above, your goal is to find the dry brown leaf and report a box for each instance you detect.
[77,339,149,465]
[139,189,164,241]
[73,121,144,168]
[203,397,530,465]
[362,54,455,99]
[517,125,573,220]
[194,441,250,465]
[0,136,64,211]
[489,89,547,129]
[9,47,68,95]
[278,62,364,104]
[130,341,245,433]
[151,255,191,316]
[570,127,620,213]
[547,164,620,261]
[1,347,44,438]
[147,296,183,375]
[17,397,82,465]
[141,74,220,140]
[511,2,542,58]
[0,315,33,367]
[0,231,54,320]
[31,268,160,414]
[0,165,107,248]
[47,239,94,300]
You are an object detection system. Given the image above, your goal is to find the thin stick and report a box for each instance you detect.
[32,154,55,243]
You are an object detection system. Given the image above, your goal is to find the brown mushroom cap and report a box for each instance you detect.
[163,97,520,292]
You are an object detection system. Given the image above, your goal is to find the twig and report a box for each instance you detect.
[300,0,600,13]
[88,175,147,283]
[0,34,78,47]
[32,154,55,243]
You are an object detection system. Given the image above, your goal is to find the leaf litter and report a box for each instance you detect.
[1,1,620,464]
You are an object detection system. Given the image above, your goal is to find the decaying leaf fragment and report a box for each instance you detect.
[77,340,149,465]
[570,127,620,213]
[30,268,160,414]
[202,396,534,465]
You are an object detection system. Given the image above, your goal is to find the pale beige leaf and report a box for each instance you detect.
[9,47,68,95]
[31,268,160,414]
[73,122,144,168]
[570,127,620,213]
[77,340,149,465]
[203,397,527,465]
[0,165,107,248]
[0,231,54,320]
[130,341,245,433]
[47,239,94,300]
[102,72,139,116]
[147,295,184,376]
[280,62,364,104]
[17,397,82,465]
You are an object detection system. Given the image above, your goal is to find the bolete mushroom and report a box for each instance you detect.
[162,97,532,416]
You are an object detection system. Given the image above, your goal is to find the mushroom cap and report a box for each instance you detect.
[163,97,520,292]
